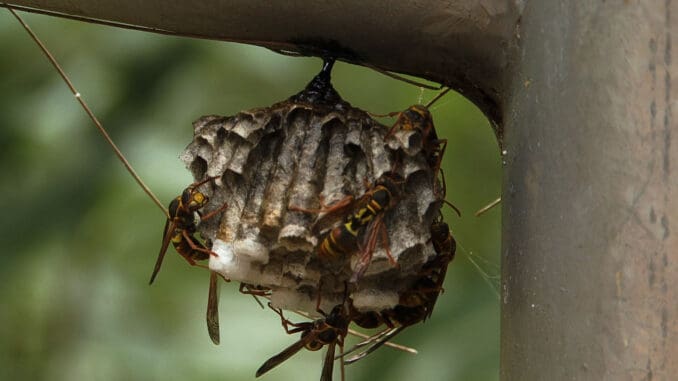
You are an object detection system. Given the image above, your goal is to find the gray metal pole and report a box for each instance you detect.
[502,2,678,379]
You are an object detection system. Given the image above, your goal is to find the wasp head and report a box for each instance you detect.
[398,105,433,134]
[182,187,209,212]
[430,220,450,242]
[374,174,404,207]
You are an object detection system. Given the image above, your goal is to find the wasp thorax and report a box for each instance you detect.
[180,74,445,316]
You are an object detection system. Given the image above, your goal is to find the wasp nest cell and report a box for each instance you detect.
[180,69,444,316]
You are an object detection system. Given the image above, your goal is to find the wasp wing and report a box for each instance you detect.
[320,341,337,381]
[149,217,174,284]
[256,336,309,377]
[351,215,385,282]
[344,327,405,365]
[338,325,394,359]
[206,271,220,345]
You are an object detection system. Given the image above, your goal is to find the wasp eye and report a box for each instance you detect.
[181,189,192,204]
[193,192,206,204]
[372,188,391,208]
[187,192,208,211]
[168,198,180,216]
[406,108,423,121]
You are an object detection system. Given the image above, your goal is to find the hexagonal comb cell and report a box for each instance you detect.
[180,62,445,315]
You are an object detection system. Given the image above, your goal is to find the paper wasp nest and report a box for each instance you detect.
[181,68,443,315]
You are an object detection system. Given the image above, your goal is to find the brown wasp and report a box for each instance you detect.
[385,92,464,219]
[149,176,227,284]
[341,215,456,364]
[340,291,436,365]
[256,302,351,381]
[380,88,452,198]
[158,197,266,343]
[150,179,230,344]
[150,176,229,344]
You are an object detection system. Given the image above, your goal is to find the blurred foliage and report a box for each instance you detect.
[0,10,501,381]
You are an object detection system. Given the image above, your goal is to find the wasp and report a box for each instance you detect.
[319,177,397,259]
[152,180,269,345]
[292,175,401,281]
[149,176,228,284]
[398,215,456,315]
[395,104,446,190]
[380,88,452,198]
[341,216,456,364]
[256,302,350,381]
[148,176,229,344]
[340,292,435,365]
[342,302,430,365]
[383,91,465,220]
[426,214,456,286]
[335,301,420,365]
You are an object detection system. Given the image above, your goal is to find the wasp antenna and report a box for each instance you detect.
[443,199,462,217]
[188,175,220,190]
[5,4,170,219]
[425,87,452,108]
[345,328,418,355]
[363,62,443,90]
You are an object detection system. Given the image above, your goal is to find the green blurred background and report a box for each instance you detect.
[0,10,501,381]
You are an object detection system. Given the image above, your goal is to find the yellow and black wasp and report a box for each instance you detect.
[149,176,228,283]
[291,174,402,280]
[149,176,228,344]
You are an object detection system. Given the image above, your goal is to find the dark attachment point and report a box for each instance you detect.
[290,58,342,106]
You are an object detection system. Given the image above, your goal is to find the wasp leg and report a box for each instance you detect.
[200,201,229,221]
[181,229,219,258]
[289,194,355,215]
[239,283,270,309]
[268,303,312,334]
[379,222,398,268]
[431,138,447,195]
